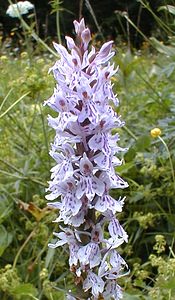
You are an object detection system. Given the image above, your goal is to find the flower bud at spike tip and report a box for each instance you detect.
[45,18,129,300]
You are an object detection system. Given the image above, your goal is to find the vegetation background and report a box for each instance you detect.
[0,0,175,299]
[0,0,173,47]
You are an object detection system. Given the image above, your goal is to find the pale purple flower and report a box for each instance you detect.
[73,19,86,35]
[76,153,105,201]
[108,216,128,243]
[44,88,77,113]
[88,41,115,66]
[48,227,77,248]
[81,28,91,50]
[76,175,104,201]
[78,242,101,268]
[103,280,123,300]
[83,271,105,297]
[98,248,128,282]
[77,223,104,269]
[66,195,89,227]
[45,18,129,300]
[47,112,78,132]
[48,228,80,267]
[94,194,125,213]
[110,249,128,271]
[65,36,76,50]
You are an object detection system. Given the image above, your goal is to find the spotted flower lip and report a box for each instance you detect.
[83,271,105,297]
[79,153,94,176]
[45,18,128,299]
[78,242,101,268]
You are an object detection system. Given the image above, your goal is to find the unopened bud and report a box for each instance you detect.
[65,36,75,50]
[81,28,91,50]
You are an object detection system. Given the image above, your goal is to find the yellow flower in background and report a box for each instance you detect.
[0,55,8,62]
[150,128,161,138]
[20,52,28,59]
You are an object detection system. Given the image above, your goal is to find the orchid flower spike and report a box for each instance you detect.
[45,18,129,300]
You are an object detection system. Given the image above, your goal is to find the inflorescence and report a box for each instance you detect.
[45,18,129,300]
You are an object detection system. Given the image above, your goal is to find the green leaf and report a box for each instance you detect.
[135,135,151,151]
[150,37,175,57]
[130,191,144,203]
[161,62,175,77]
[158,5,175,15]
[47,290,65,300]
[116,162,134,174]
[45,247,55,268]
[123,292,141,299]
[0,197,13,224]
[125,148,136,162]
[159,277,175,289]
[12,283,38,299]
[0,225,13,256]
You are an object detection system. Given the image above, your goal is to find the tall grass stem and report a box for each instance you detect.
[158,136,175,191]
[0,92,30,119]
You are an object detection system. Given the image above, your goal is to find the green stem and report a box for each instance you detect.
[39,103,51,170]
[13,227,36,269]
[158,136,175,190]
[138,0,174,35]
[2,292,7,300]
[123,126,138,140]
[56,0,62,44]
[8,0,58,57]
[0,88,13,112]
[21,19,58,57]
[117,11,149,43]
[0,169,47,187]
[23,24,32,62]
[0,158,23,174]
[0,92,30,119]
[49,293,54,300]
